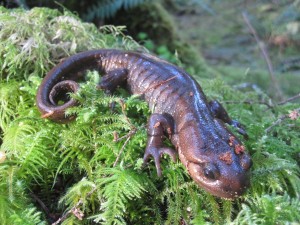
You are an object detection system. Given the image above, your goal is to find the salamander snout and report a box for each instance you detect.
[240,153,252,170]
[184,155,251,199]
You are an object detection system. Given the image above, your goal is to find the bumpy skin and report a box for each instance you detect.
[36,49,252,199]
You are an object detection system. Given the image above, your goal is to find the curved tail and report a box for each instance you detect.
[36,49,109,123]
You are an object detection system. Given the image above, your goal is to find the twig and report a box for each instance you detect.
[278,93,300,105]
[242,11,283,100]
[30,192,55,220]
[113,128,137,142]
[224,100,273,109]
[113,132,134,167]
[111,97,139,166]
[52,186,97,225]
[119,99,136,129]
[111,96,140,166]
[234,82,265,96]
[265,107,300,133]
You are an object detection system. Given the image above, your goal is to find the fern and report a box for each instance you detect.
[1,120,56,181]
[83,0,149,21]
[0,6,299,225]
[233,193,300,225]
[0,7,145,224]
[59,177,96,209]
[1,120,36,155]
[9,207,46,225]
[0,171,45,225]
[91,167,149,224]
[250,152,300,198]
[0,80,33,131]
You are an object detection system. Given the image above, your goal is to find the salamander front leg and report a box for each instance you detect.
[209,100,248,138]
[143,113,177,176]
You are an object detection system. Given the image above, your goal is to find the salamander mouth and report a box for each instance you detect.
[186,161,250,199]
[200,179,250,199]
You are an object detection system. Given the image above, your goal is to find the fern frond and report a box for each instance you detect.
[161,165,193,224]
[251,152,300,197]
[83,0,149,21]
[1,120,55,182]
[17,131,53,180]
[59,177,96,209]
[233,193,300,225]
[9,206,46,225]
[0,81,32,131]
[91,167,148,224]
[1,120,37,155]
[0,172,44,225]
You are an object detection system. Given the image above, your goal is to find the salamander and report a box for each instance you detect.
[36,49,252,199]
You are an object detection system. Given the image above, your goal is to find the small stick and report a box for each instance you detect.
[225,92,300,109]
[113,133,133,167]
[278,93,300,105]
[52,187,97,225]
[119,99,136,129]
[111,98,138,166]
[113,129,137,142]
[30,192,55,220]
[242,12,283,100]
[224,100,273,109]
[265,107,300,133]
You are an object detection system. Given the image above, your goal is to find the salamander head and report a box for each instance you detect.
[186,154,252,199]
[178,133,252,199]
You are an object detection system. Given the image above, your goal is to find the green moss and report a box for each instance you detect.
[214,65,300,98]
[0,6,140,81]
[0,6,299,225]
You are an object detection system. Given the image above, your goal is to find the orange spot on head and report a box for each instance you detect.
[229,135,235,146]
[219,151,233,165]
[235,144,245,155]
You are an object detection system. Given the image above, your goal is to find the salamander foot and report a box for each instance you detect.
[143,144,176,177]
[143,113,177,176]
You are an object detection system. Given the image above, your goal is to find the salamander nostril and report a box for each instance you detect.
[203,163,220,180]
[240,154,253,170]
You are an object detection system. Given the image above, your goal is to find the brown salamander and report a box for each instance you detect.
[36,49,252,199]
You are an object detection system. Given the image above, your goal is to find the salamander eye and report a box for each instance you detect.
[203,163,220,180]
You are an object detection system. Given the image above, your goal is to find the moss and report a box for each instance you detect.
[0,6,140,81]
[0,6,299,225]
[214,65,300,99]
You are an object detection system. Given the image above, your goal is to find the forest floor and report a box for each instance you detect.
[168,0,300,99]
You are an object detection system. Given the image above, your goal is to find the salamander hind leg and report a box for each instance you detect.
[209,100,248,138]
[97,68,128,93]
[143,113,177,177]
